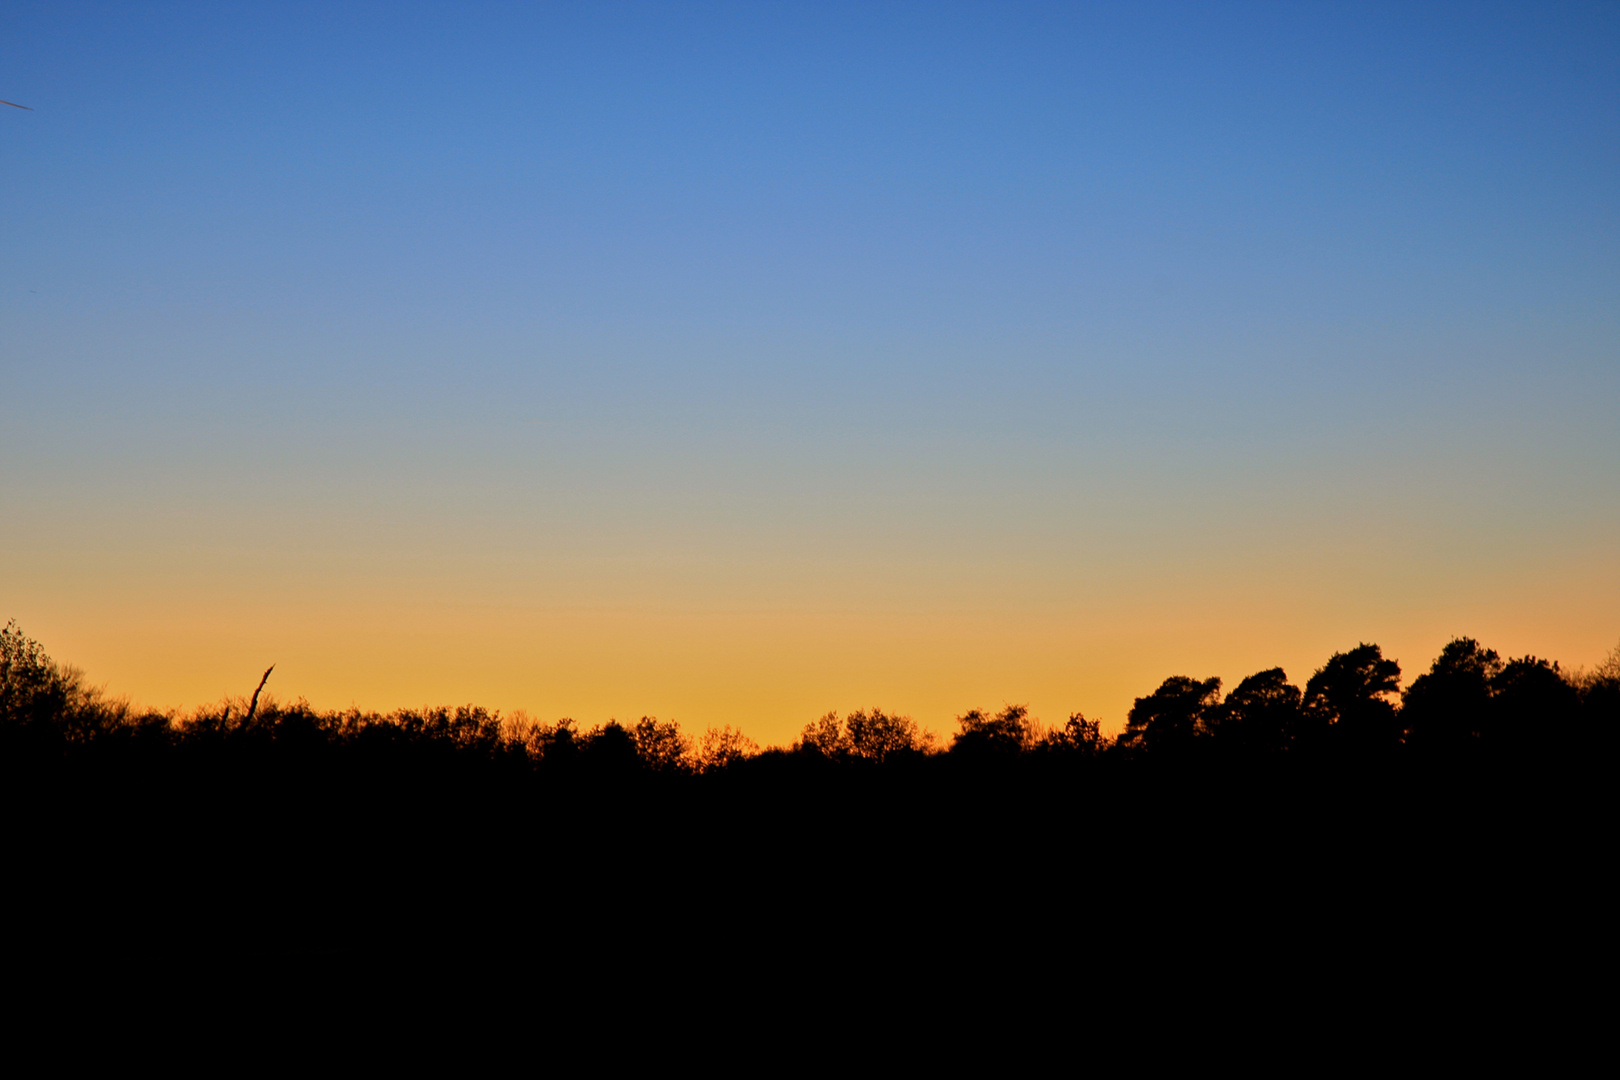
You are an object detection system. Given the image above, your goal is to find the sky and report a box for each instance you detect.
[3,1,1617,744]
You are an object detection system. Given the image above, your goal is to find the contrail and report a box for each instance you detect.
[1,100,31,110]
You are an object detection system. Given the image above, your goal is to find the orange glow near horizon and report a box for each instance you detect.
[5,6,1618,748]
[14,530,1617,748]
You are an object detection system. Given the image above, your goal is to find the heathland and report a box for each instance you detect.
[5,619,1613,777]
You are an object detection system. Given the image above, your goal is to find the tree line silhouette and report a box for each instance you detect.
[4,619,1613,779]
[5,614,1608,968]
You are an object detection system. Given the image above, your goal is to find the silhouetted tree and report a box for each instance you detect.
[1572,641,1620,753]
[1215,668,1303,755]
[793,709,928,763]
[1,619,71,735]
[632,717,691,773]
[795,712,847,759]
[695,725,758,772]
[845,708,927,762]
[1039,711,1110,758]
[1303,644,1401,753]
[951,704,1036,758]
[1489,656,1579,748]
[0,620,156,748]
[8,611,1611,819]
[1402,638,1502,751]
[518,717,579,766]
[1117,677,1221,756]
[580,721,641,772]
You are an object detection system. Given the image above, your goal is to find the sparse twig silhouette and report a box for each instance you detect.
[246,665,274,723]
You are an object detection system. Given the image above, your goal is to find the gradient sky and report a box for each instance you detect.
[4,1,1617,744]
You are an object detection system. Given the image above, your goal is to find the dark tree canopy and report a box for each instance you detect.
[845,708,926,763]
[1043,712,1109,758]
[3,620,1616,787]
[1,619,72,731]
[951,704,1035,758]
[794,708,927,763]
[1402,638,1502,750]
[1216,668,1303,755]
[632,717,690,773]
[1304,644,1402,752]
[1490,656,1579,744]
[1118,676,1221,755]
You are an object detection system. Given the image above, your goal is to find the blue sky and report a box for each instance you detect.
[3,2,1617,737]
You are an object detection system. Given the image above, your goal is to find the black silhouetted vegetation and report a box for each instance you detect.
[4,620,1615,789]
[6,614,1612,973]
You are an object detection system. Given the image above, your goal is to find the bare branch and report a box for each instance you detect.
[246,665,275,722]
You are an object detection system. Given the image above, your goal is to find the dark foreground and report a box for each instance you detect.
[3,619,1611,1018]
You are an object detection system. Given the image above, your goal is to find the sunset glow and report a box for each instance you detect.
[5,3,1616,747]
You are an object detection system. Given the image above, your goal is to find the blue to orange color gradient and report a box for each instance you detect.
[3,2,1617,744]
